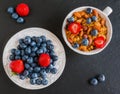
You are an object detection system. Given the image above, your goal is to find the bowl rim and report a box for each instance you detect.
[62,6,113,55]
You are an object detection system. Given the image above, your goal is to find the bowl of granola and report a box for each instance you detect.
[62,6,113,55]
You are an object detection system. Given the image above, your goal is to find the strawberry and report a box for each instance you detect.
[38,54,50,67]
[16,3,30,17]
[68,22,82,34]
[10,60,24,74]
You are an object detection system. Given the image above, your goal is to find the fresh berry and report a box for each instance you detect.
[19,75,26,80]
[28,67,33,73]
[36,79,42,85]
[16,3,30,17]
[24,36,31,45]
[41,79,48,85]
[23,70,29,76]
[22,55,28,61]
[39,53,50,67]
[9,54,15,60]
[30,63,37,67]
[36,49,43,55]
[72,43,79,48]
[16,17,24,23]
[19,43,27,49]
[24,63,30,69]
[92,16,97,21]
[7,7,14,14]
[97,74,105,82]
[94,36,105,48]
[11,49,16,54]
[68,22,82,34]
[34,67,41,72]
[10,60,24,74]
[90,78,98,86]
[27,57,33,64]
[91,29,98,36]
[67,17,74,22]
[52,55,58,61]
[50,68,57,74]
[11,13,19,19]
[30,41,36,47]
[31,73,38,79]
[30,79,36,85]
[82,38,89,46]
[86,8,93,14]
[15,55,21,60]
[86,18,92,24]
[15,49,21,55]
[25,47,31,55]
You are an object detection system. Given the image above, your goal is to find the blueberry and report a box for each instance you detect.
[91,29,98,36]
[47,44,54,50]
[52,62,56,66]
[36,49,43,55]
[72,43,79,48]
[11,49,16,54]
[25,47,31,55]
[36,37,42,43]
[7,7,14,14]
[41,79,48,85]
[52,55,58,61]
[50,68,57,74]
[19,75,25,80]
[32,46,38,52]
[31,73,38,79]
[49,50,55,56]
[19,39,24,44]
[50,59,53,63]
[25,63,30,69]
[30,79,36,85]
[31,36,36,41]
[28,67,33,73]
[27,57,33,64]
[36,79,42,85]
[24,36,31,45]
[36,43,41,47]
[9,54,15,60]
[40,36,46,42]
[48,64,54,69]
[45,68,50,73]
[20,50,25,56]
[67,17,74,22]
[86,18,92,24]
[34,67,41,72]
[40,70,47,79]
[19,43,27,49]
[34,57,38,63]
[12,13,19,19]
[81,38,89,46]
[30,63,37,67]
[23,70,29,76]
[17,17,24,23]
[15,49,21,55]
[41,43,47,47]
[30,41,36,47]
[43,47,47,53]
[86,8,93,14]
[97,74,105,82]
[46,40,52,45]
[90,78,98,86]
[30,52,36,57]
[22,55,28,61]
[92,16,97,21]
[15,55,21,60]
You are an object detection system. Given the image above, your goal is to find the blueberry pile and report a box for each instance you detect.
[7,6,24,23]
[9,36,58,85]
[89,74,106,86]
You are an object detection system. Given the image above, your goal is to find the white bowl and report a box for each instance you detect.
[62,6,113,55]
[2,27,66,90]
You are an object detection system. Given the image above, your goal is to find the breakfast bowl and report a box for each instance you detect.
[62,6,113,55]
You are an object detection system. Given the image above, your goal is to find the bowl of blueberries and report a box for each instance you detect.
[2,27,66,90]
[62,6,113,55]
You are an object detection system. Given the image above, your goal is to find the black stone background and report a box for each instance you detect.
[0,0,120,94]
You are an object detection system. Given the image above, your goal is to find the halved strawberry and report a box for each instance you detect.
[10,60,24,74]
[68,22,82,34]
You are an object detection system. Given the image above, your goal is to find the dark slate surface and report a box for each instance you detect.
[0,0,120,94]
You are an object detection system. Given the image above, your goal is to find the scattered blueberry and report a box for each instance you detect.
[32,46,38,52]
[23,70,29,76]
[31,73,38,79]
[92,16,97,21]
[40,35,46,42]
[25,47,31,55]
[24,36,31,45]
[19,43,27,49]
[7,7,14,14]
[22,55,28,61]
[67,17,74,22]
[25,63,30,69]
[36,49,43,55]
[9,54,15,60]
[36,79,42,85]
[11,49,16,54]
[36,37,42,43]
[15,55,21,60]
[27,57,33,64]
[30,79,36,85]
[15,49,21,55]
[17,17,24,23]
[20,50,25,56]
[97,74,105,82]
[91,29,98,36]
[19,75,26,80]
[86,8,93,14]
[86,18,92,24]
[34,67,41,72]
[82,38,89,46]
[30,41,36,47]
[90,78,98,86]
[72,43,79,48]
[12,13,19,19]
[41,79,48,85]
[28,67,33,73]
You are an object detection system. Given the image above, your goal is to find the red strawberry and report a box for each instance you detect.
[16,3,30,17]
[68,22,82,34]
[10,60,24,74]
[38,53,50,67]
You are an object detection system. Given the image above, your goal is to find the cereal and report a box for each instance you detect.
[65,8,107,52]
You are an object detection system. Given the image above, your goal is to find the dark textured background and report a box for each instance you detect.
[0,0,120,94]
